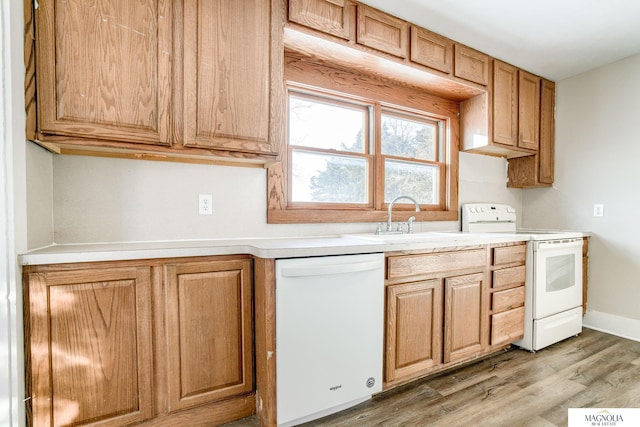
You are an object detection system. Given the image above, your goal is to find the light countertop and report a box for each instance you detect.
[16,231,582,266]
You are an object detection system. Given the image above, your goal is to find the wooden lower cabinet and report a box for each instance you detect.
[163,259,254,412]
[384,248,494,387]
[25,266,154,427]
[24,256,254,427]
[443,272,487,363]
[489,243,526,347]
[385,280,443,382]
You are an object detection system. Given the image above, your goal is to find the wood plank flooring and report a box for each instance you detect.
[224,328,640,426]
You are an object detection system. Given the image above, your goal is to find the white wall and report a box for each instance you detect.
[50,152,521,244]
[522,54,640,339]
[1,1,27,425]
[26,143,54,248]
[459,152,523,225]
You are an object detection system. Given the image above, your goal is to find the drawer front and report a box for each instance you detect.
[492,286,525,313]
[387,249,486,280]
[492,244,526,266]
[492,265,525,290]
[491,306,525,346]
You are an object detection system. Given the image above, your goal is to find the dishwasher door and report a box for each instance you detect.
[276,253,384,426]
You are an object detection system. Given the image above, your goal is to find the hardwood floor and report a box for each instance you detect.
[224,328,640,426]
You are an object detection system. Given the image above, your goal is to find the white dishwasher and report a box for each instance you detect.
[275,253,384,427]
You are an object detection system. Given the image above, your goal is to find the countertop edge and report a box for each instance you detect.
[19,232,591,266]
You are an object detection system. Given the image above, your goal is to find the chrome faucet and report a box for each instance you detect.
[387,195,420,233]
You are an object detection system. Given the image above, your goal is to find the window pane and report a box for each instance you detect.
[384,160,438,204]
[289,95,366,153]
[291,150,368,204]
[381,114,436,161]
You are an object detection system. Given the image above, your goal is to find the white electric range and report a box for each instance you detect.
[461,203,584,351]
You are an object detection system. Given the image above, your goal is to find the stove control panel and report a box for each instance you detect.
[461,203,517,232]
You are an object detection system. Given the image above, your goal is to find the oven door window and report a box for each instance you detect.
[546,254,576,292]
[533,241,583,320]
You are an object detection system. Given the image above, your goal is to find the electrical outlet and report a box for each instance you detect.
[593,204,604,217]
[199,194,213,215]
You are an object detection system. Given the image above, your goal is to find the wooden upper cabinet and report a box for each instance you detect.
[410,27,453,74]
[507,79,555,188]
[289,0,353,39]
[182,0,276,155]
[29,0,282,163]
[164,258,254,412]
[34,0,171,145]
[454,44,489,86]
[25,266,153,427]
[518,71,541,150]
[493,60,542,151]
[492,60,519,147]
[356,4,408,58]
[539,79,556,184]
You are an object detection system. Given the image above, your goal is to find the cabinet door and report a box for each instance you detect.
[289,0,353,40]
[518,71,541,150]
[492,60,518,147]
[539,79,556,184]
[385,280,443,383]
[35,0,171,144]
[444,272,488,363]
[164,258,253,412]
[454,44,489,86]
[182,0,275,154]
[356,4,408,58]
[26,267,153,427]
[410,27,453,74]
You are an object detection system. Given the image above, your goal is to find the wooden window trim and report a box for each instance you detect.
[267,52,459,224]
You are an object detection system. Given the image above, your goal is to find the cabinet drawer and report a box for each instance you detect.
[410,26,453,73]
[492,286,525,313]
[492,265,525,290]
[491,306,525,346]
[289,0,353,40]
[387,249,486,280]
[356,4,408,58]
[492,244,526,266]
[454,44,489,85]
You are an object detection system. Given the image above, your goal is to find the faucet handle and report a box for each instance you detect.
[375,223,383,235]
[407,216,416,234]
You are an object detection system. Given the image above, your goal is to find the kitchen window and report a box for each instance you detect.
[267,54,459,224]
[288,92,370,205]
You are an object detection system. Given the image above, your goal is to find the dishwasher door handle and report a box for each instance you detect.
[280,259,383,278]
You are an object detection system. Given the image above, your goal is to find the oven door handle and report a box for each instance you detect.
[534,238,583,251]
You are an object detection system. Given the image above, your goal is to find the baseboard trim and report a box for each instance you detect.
[583,310,640,342]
